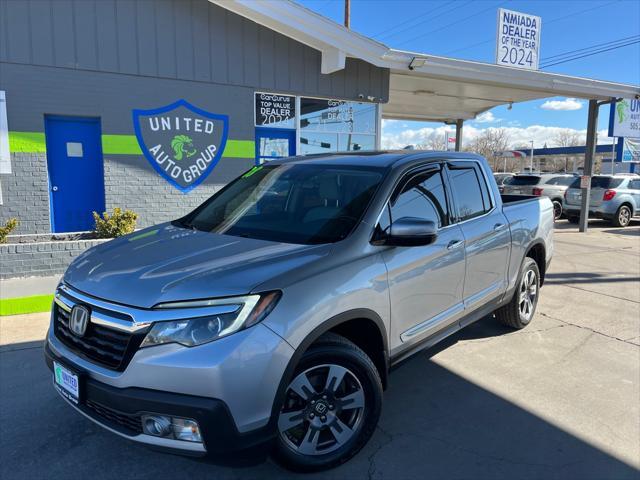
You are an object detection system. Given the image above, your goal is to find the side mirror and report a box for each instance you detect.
[374,217,438,247]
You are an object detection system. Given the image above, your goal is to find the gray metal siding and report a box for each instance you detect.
[0,0,389,102]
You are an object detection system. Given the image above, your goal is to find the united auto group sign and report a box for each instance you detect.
[133,99,228,193]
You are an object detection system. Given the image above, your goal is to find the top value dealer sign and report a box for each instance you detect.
[496,8,541,70]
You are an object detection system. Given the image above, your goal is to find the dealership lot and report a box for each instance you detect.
[1,221,638,480]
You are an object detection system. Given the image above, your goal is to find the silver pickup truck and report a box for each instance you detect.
[45,152,554,471]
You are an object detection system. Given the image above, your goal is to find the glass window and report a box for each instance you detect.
[545,176,575,186]
[390,169,449,227]
[628,179,640,190]
[509,175,541,186]
[180,164,385,245]
[569,176,625,189]
[448,163,489,221]
[299,98,377,154]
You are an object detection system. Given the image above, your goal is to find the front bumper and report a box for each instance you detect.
[44,342,276,456]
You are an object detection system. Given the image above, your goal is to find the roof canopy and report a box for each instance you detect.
[211,0,640,123]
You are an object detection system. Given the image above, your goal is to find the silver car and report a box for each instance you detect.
[502,173,576,219]
[564,174,640,227]
[45,152,553,471]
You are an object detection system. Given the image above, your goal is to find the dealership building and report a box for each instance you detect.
[0,0,638,239]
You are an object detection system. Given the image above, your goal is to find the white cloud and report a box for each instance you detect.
[381,124,613,150]
[540,98,584,111]
[474,111,498,123]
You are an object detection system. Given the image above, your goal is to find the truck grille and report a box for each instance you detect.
[85,400,143,435]
[54,302,145,371]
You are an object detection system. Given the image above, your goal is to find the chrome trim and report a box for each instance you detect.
[57,392,206,454]
[56,283,244,333]
[400,302,464,342]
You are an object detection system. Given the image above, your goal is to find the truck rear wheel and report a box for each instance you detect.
[495,257,540,329]
[273,333,382,472]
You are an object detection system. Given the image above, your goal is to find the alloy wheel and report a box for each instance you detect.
[518,269,537,322]
[619,207,631,226]
[278,364,365,456]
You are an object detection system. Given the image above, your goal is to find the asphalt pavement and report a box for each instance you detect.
[1,220,639,479]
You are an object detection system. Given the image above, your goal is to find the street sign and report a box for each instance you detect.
[496,8,541,70]
[609,98,640,139]
[580,176,590,189]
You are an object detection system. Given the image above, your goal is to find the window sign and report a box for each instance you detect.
[254,93,295,128]
[299,98,377,154]
[0,91,10,174]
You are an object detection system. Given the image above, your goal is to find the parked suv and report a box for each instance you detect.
[502,173,576,219]
[493,173,514,193]
[45,152,553,471]
[564,174,640,227]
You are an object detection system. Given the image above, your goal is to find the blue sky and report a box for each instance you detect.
[297,0,640,148]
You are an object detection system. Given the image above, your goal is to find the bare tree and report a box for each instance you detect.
[553,129,583,147]
[465,128,511,171]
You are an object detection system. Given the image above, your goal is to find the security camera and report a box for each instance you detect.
[357,94,365,100]
[635,94,640,100]
[367,95,376,102]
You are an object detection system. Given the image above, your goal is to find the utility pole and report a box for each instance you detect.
[529,140,534,172]
[344,0,350,28]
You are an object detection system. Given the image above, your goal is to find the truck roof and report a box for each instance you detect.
[272,150,485,169]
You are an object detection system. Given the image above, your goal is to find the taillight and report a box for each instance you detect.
[603,189,616,201]
[532,187,544,196]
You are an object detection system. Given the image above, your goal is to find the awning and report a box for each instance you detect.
[211,0,640,122]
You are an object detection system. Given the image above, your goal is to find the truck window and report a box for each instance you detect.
[447,163,491,221]
[391,168,449,227]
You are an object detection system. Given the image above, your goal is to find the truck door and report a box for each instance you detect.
[445,160,510,319]
[381,165,466,346]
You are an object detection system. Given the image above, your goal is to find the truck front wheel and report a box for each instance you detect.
[495,257,540,329]
[273,333,382,472]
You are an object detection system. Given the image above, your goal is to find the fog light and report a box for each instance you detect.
[142,415,172,437]
[172,418,202,443]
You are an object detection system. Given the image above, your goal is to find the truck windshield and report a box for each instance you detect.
[177,164,385,244]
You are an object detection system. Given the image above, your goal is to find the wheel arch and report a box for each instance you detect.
[525,241,546,285]
[269,309,389,429]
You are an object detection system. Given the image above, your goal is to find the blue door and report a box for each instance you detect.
[255,128,296,165]
[45,116,105,232]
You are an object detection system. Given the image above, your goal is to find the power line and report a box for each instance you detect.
[541,35,639,62]
[370,1,455,40]
[443,0,620,56]
[540,39,640,68]
[395,1,504,48]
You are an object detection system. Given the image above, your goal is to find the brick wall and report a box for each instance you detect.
[0,239,107,279]
[103,155,253,228]
[0,153,51,234]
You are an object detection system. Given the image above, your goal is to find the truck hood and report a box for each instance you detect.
[63,223,331,308]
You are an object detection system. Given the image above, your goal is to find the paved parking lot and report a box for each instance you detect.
[1,220,639,479]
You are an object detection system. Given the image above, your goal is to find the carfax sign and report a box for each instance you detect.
[496,8,541,70]
[132,99,228,193]
[609,98,640,139]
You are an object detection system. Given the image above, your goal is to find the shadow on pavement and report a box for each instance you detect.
[1,328,638,480]
[544,272,640,285]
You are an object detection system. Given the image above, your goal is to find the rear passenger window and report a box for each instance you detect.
[448,163,492,221]
[628,180,640,190]
[391,168,449,227]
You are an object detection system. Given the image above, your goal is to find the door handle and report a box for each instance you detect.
[494,223,507,232]
[51,186,58,192]
[447,240,464,250]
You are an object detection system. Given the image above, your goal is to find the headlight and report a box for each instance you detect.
[140,291,281,348]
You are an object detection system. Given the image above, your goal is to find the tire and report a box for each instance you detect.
[611,204,632,228]
[272,333,383,472]
[495,257,540,329]
[552,200,563,220]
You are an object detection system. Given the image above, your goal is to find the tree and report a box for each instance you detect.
[553,129,583,147]
[464,128,511,171]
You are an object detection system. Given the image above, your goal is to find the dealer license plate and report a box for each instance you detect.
[53,361,80,404]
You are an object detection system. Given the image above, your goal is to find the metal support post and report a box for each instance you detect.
[455,119,463,152]
[579,99,599,233]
